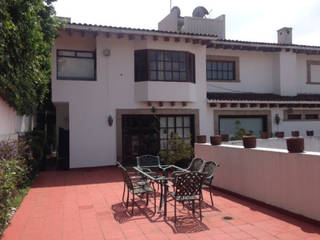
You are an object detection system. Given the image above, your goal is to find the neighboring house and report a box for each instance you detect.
[0,97,34,142]
[52,7,320,168]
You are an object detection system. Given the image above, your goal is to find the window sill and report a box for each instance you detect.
[207,79,240,83]
[306,81,320,85]
[57,78,96,81]
[135,80,195,84]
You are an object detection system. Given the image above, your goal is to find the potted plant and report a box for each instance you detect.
[210,135,222,145]
[275,131,284,138]
[159,134,194,167]
[221,134,229,141]
[196,135,206,143]
[274,114,280,125]
[291,131,299,137]
[274,114,284,138]
[286,137,304,153]
[242,135,257,148]
[260,131,269,139]
[306,130,314,136]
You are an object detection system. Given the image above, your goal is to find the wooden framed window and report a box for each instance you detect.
[57,50,96,81]
[134,50,195,83]
[207,61,235,81]
[284,110,320,121]
[159,115,194,150]
[287,114,302,120]
[206,55,239,82]
[307,60,320,84]
[305,114,319,120]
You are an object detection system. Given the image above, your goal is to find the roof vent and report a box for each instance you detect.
[192,6,209,18]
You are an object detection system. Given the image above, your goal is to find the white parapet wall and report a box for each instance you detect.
[195,143,320,221]
[225,137,320,152]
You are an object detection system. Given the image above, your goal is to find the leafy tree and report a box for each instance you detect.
[0,0,61,114]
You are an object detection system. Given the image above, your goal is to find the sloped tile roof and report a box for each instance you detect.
[216,39,320,49]
[207,92,320,102]
[66,22,218,38]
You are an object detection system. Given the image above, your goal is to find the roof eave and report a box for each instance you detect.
[207,99,320,104]
[65,23,218,41]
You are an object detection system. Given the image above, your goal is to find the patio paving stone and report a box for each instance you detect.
[1,166,319,240]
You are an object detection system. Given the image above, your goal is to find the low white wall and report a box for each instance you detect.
[195,143,320,221]
[225,136,320,152]
[0,97,33,142]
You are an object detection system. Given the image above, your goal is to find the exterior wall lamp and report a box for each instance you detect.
[107,115,113,127]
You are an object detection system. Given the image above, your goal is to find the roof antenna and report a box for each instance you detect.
[170,0,172,11]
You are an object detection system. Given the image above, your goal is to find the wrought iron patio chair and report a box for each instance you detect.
[136,155,162,171]
[116,161,148,203]
[201,161,219,206]
[168,172,205,223]
[186,157,206,172]
[136,155,164,190]
[118,163,156,214]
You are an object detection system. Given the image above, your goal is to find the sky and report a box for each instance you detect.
[53,0,320,45]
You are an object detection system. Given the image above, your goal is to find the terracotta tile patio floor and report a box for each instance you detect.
[1,167,320,240]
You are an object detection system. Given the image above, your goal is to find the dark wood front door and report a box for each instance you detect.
[122,114,195,166]
[122,115,160,165]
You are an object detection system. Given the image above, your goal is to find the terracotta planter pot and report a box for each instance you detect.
[291,131,300,137]
[242,136,257,148]
[275,131,284,138]
[306,130,314,136]
[196,135,206,143]
[286,137,304,153]
[261,131,269,139]
[210,135,222,145]
[221,134,229,142]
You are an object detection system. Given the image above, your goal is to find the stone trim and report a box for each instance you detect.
[213,110,271,135]
[116,108,199,161]
[206,55,240,82]
[307,60,320,85]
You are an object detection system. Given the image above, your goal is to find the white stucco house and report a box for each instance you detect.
[52,7,320,168]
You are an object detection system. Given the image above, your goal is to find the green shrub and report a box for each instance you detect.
[0,138,30,233]
[159,134,194,165]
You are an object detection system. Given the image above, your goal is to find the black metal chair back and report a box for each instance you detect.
[136,155,160,168]
[118,163,134,190]
[202,161,219,184]
[187,158,205,172]
[174,172,205,198]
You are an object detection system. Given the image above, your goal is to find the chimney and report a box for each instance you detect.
[277,27,292,44]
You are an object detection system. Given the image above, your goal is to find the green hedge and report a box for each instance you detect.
[0,129,45,233]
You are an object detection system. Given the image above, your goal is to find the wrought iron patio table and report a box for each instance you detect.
[133,165,188,218]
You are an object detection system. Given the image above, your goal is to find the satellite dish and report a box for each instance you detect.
[192,6,209,18]
[171,6,181,17]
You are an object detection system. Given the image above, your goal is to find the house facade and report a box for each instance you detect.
[52,8,320,168]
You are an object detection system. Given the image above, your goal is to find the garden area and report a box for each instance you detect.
[0,130,47,235]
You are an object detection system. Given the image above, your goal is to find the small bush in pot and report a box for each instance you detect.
[221,134,229,141]
[196,135,206,143]
[260,131,269,139]
[159,134,194,165]
[210,135,222,145]
[286,137,304,153]
[306,130,314,136]
[275,131,284,138]
[242,135,257,148]
[291,131,299,137]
